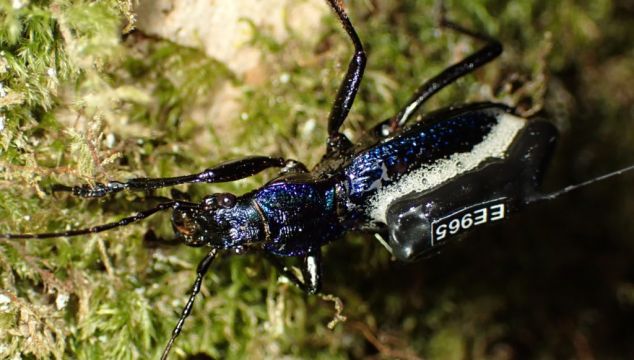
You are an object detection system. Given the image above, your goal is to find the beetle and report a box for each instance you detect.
[1,1,633,359]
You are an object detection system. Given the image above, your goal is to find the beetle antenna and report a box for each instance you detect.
[0,201,196,239]
[530,164,634,203]
[161,247,218,360]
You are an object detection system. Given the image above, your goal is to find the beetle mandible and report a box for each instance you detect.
[1,1,633,359]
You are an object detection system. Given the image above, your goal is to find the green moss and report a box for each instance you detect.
[1,0,633,359]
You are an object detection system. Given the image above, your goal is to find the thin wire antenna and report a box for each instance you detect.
[529,164,634,204]
[0,201,196,239]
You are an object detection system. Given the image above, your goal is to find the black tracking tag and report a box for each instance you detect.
[431,198,508,245]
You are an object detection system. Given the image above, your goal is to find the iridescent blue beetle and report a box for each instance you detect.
[2,1,633,359]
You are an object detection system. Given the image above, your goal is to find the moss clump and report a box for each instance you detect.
[2,0,633,359]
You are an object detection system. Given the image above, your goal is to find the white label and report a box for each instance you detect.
[432,198,507,245]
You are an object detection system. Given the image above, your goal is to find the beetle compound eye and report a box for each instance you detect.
[217,193,237,208]
[201,193,236,210]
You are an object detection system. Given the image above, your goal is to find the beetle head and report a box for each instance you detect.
[171,192,264,249]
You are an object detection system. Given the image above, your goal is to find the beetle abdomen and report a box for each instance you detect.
[384,120,558,261]
[343,104,526,224]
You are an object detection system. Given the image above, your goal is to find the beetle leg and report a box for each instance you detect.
[53,156,306,198]
[301,250,322,294]
[266,249,322,294]
[265,255,311,293]
[161,248,218,360]
[323,0,367,154]
[373,3,502,138]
